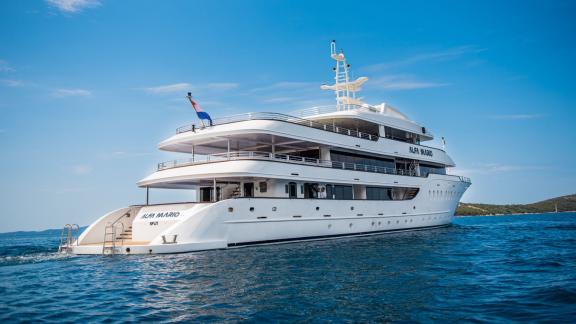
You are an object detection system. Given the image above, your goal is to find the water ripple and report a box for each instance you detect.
[0,213,575,322]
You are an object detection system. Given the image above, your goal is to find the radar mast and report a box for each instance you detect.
[321,40,368,111]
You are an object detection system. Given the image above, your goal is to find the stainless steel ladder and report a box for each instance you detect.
[102,209,132,255]
[59,224,79,253]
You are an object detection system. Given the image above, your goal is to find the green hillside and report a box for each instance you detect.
[456,194,576,216]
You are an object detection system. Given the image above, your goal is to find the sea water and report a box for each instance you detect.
[1,213,575,322]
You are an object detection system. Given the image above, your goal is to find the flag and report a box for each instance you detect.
[187,94,213,124]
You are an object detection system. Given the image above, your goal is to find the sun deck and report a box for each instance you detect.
[176,111,380,141]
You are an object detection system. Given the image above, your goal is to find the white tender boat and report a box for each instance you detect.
[60,41,471,255]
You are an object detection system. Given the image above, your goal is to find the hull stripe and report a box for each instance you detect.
[227,224,450,247]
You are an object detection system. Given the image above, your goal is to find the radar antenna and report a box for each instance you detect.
[321,40,368,111]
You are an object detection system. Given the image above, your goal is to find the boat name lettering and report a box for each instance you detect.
[409,146,433,157]
[140,211,181,219]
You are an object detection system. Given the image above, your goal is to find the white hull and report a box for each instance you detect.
[70,175,467,255]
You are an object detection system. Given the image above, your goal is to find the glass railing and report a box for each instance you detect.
[159,151,422,178]
[157,151,471,182]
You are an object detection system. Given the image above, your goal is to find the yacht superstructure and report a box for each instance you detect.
[61,42,471,255]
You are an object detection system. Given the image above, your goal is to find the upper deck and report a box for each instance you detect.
[157,105,454,167]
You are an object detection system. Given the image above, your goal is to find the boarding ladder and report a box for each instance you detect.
[102,208,133,255]
[59,224,80,253]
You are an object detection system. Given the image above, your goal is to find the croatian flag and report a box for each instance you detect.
[187,93,213,124]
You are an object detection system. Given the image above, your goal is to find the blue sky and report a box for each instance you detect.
[0,0,575,231]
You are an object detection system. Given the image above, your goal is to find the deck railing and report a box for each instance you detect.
[175,111,379,141]
[289,104,377,118]
[158,151,422,177]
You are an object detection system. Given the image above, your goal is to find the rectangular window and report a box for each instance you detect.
[333,185,353,200]
[259,182,267,193]
[330,150,395,171]
[326,184,334,199]
[419,164,446,177]
[366,187,393,200]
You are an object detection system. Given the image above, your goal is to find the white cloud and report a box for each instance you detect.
[363,45,486,72]
[52,88,92,98]
[144,83,192,94]
[46,0,101,13]
[453,163,547,175]
[144,82,240,95]
[206,82,239,90]
[261,97,295,104]
[0,60,14,72]
[101,151,152,160]
[71,164,92,175]
[489,114,544,120]
[368,75,449,90]
[0,79,24,87]
[247,81,333,109]
[250,82,317,93]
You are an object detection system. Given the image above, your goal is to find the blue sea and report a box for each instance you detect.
[1,213,575,323]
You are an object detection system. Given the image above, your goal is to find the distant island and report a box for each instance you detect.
[456,194,576,216]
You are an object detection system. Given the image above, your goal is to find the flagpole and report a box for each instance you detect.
[187,92,206,128]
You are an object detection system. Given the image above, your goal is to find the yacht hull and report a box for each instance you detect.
[69,176,469,255]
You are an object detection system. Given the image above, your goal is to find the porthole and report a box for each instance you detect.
[349,223,353,227]
[371,221,375,226]
[328,224,332,229]
[350,206,354,210]
[316,206,320,211]
[228,207,234,212]
[378,221,382,226]
[272,207,277,211]
[388,221,391,224]
[396,220,399,224]
[249,207,254,212]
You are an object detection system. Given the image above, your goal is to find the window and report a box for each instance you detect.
[259,182,267,193]
[326,184,334,199]
[288,182,297,198]
[366,186,419,200]
[331,151,395,171]
[333,185,353,200]
[383,126,420,144]
[419,164,446,177]
[366,187,392,200]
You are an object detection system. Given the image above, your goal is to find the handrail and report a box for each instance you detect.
[174,108,447,153]
[158,151,428,177]
[176,111,379,142]
[58,224,80,253]
[290,104,378,118]
[457,176,472,183]
[108,209,131,243]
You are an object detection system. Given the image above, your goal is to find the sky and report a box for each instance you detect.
[0,0,575,232]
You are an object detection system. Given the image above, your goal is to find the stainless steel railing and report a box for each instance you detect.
[175,111,379,141]
[289,104,378,118]
[157,151,420,177]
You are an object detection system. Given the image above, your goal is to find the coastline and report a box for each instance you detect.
[456,210,576,218]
